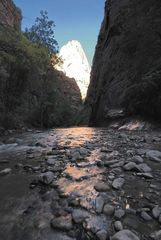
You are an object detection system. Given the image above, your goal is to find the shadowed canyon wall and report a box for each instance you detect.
[86,0,161,125]
[0,0,22,30]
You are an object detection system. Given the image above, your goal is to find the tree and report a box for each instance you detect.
[25,11,58,54]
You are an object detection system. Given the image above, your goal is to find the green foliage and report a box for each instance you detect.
[25,11,58,54]
[0,24,77,129]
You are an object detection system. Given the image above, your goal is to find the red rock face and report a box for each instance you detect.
[0,0,22,30]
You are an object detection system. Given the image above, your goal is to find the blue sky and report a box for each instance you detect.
[14,0,105,65]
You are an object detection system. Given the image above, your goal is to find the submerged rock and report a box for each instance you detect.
[103,204,115,216]
[146,150,161,162]
[150,230,161,240]
[0,168,12,176]
[111,230,140,240]
[114,209,125,219]
[72,209,89,223]
[51,215,73,231]
[94,182,110,192]
[38,171,54,185]
[96,229,108,240]
[112,178,125,190]
[95,196,104,213]
[114,221,123,231]
[140,211,152,221]
[152,206,161,219]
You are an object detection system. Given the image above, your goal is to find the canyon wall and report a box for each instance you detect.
[0,0,22,30]
[86,0,161,125]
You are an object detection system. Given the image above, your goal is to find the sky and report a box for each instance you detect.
[14,0,105,65]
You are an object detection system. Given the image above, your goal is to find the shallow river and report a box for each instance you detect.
[0,127,161,240]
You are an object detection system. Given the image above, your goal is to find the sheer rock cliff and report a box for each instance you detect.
[86,0,161,125]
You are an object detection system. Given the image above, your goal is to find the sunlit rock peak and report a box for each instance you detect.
[57,40,91,100]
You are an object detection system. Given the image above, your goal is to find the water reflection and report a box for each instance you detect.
[51,127,96,148]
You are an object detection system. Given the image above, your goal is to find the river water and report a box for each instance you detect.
[0,127,161,240]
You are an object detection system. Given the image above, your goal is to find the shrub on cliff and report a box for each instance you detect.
[0,24,77,128]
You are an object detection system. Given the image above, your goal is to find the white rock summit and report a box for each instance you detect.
[57,40,91,100]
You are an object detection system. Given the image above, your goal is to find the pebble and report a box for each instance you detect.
[131,156,144,163]
[150,230,161,240]
[79,147,88,155]
[111,229,140,240]
[47,158,56,165]
[72,209,89,223]
[114,209,125,219]
[152,206,161,219]
[146,150,161,162]
[136,172,153,179]
[110,161,125,168]
[140,211,152,221]
[112,178,125,190]
[114,221,123,231]
[123,162,138,171]
[94,182,110,192]
[38,171,54,185]
[97,161,104,167]
[96,229,108,240]
[51,215,73,231]
[0,168,12,176]
[137,163,151,172]
[95,196,104,213]
[103,204,114,216]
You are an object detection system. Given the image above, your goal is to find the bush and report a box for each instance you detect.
[0,24,80,129]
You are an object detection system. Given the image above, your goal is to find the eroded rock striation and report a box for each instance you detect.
[86,0,161,125]
[0,0,22,30]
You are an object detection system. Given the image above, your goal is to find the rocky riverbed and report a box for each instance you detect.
[0,127,161,240]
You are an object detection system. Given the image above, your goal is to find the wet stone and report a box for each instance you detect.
[123,162,138,171]
[97,160,104,167]
[51,215,73,231]
[136,173,153,179]
[103,204,115,216]
[79,147,88,155]
[112,178,125,190]
[46,158,56,165]
[111,229,140,240]
[152,206,161,219]
[0,168,12,176]
[131,156,144,163]
[137,163,151,172]
[72,209,89,223]
[140,211,152,221]
[110,161,125,168]
[96,229,108,240]
[95,196,104,214]
[146,150,161,162]
[114,209,125,219]
[114,221,123,231]
[38,171,54,185]
[150,230,161,240]
[94,182,110,192]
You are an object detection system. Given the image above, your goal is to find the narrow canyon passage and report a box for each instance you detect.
[1,127,161,240]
